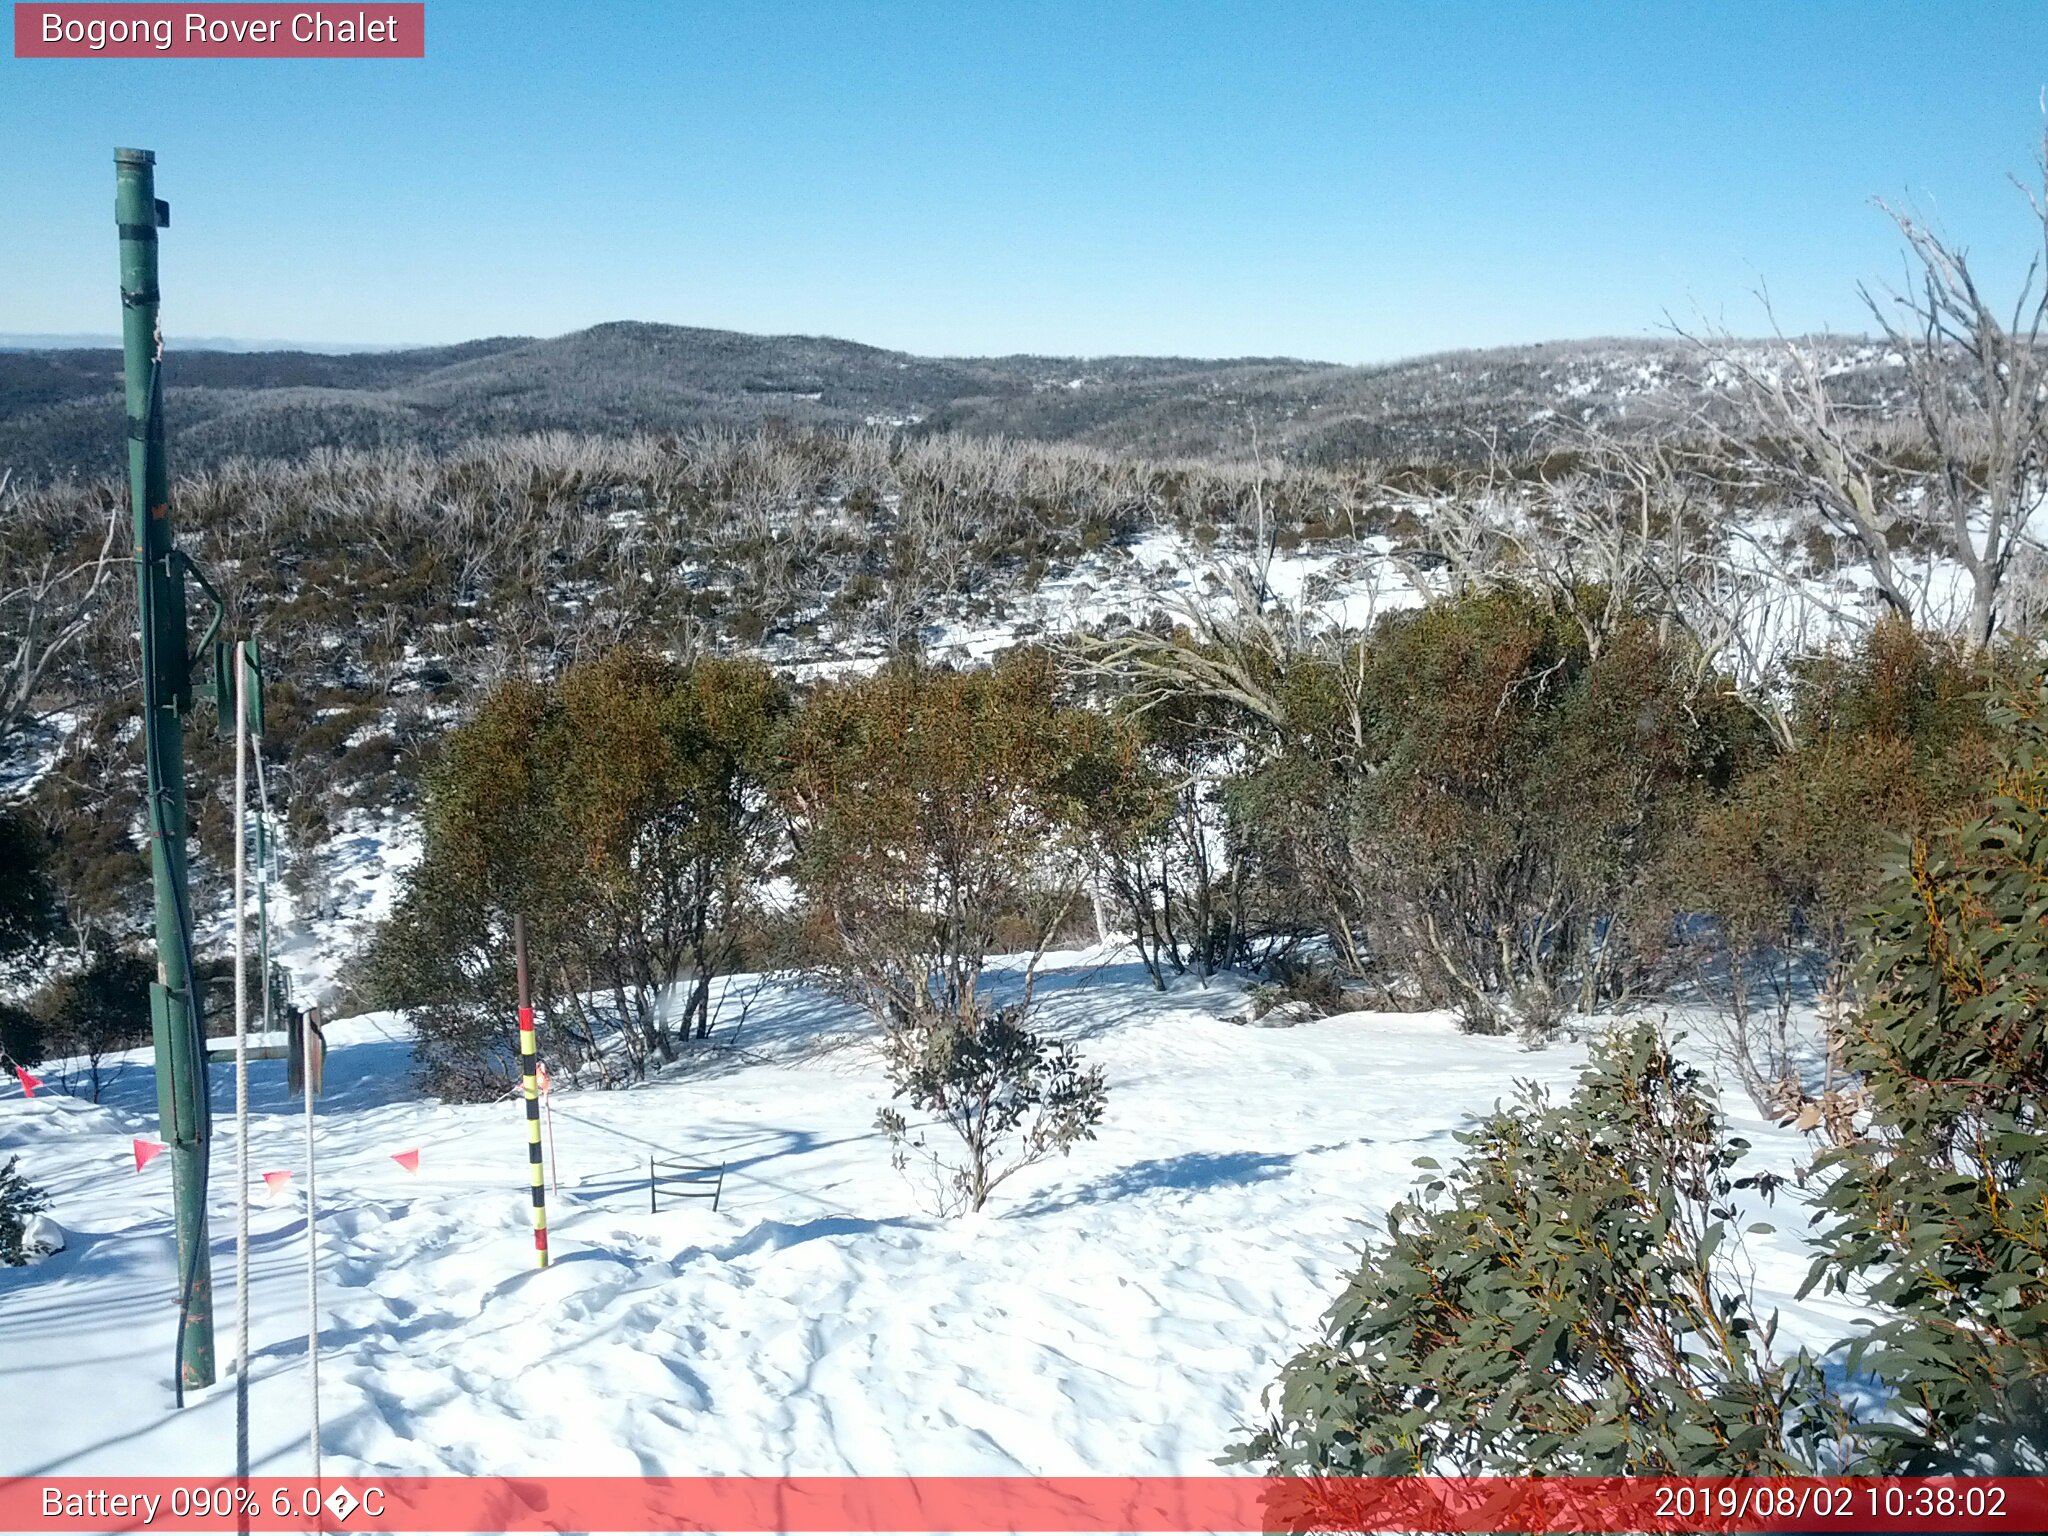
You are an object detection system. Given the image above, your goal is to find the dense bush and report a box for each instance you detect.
[0,805,59,976]
[1231,591,1753,1032]
[1235,1022,1849,1476]
[0,1001,40,1072]
[1800,682,2048,1471]
[32,942,153,1102]
[1665,620,2002,1112]
[779,649,1099,1025]
[367,650,786,1097]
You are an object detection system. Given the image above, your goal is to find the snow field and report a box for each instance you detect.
[0,953,1868,1481]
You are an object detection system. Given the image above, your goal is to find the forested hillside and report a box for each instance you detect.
[0,323,1917,480]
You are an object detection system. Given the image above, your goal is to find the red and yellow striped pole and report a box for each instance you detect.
[513,914,549,1268]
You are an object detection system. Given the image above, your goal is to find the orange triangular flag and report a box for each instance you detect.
[391,1148,420,1173]
[14,1068,41,1098]
[262,1170,294,1196]
[133,1138,167,1171]
[536,1062,552,1096]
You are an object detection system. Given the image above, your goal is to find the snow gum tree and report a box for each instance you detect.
[779,649,1110,1212]
[1227,590,1748,1031]
[369,650,786,1096]
[779,648,1096,1027]
[1661,618,2002,1116]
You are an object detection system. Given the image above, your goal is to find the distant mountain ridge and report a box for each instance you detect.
[0,320,1901,480]
[0,333,414,353]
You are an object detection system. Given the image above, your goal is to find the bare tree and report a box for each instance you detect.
[1864,181,2048,649]
[1691,144,2048,652]
[1689,325,1922,622]
[0,472,122,749]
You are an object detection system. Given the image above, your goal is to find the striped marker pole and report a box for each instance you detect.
[514,915,549,1268]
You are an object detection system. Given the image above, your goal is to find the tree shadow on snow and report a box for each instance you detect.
[1018,1150,1295,1215]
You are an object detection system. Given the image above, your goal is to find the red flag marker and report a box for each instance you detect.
[13,1068,41,1098]
[536,1062,551,1095]
[262,1170,294,1196]
[133,1138,167,1171]
[391,1148,420,1173]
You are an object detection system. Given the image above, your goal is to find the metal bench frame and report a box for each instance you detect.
[649,1154,726,1213]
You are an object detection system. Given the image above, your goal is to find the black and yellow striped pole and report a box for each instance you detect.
[513,915,549,1268]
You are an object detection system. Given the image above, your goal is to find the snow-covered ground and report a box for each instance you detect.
[0,951,1864,1481]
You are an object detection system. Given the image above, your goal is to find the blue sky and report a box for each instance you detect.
[3,1,2046,360]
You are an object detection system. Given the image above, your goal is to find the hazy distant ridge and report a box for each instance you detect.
[0,320,1900,478]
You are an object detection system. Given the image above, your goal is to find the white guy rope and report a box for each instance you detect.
[303,1005,321,1477]
[232,648,251,1495]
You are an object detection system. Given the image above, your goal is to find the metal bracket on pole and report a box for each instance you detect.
[178,549,225,696]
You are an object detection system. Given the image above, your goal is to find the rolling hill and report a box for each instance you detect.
[0,321,1906,481]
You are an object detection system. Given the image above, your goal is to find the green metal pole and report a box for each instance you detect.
[118,146,216,1396]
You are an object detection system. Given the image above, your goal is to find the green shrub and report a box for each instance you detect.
[1235,1022,1848,1475]
[875,1003,1107,1215]
[1659,618,2007,1115]
[779,649,1096,1027]
[368,650,787,1097]
[0,1002,42,1071]
[0,1156,50,1267]
[1801,682,2048,1471]
[0,806,60,974]
[1233,590,1751,1031]
[34,942,153,1102]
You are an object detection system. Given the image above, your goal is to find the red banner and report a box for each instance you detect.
[2,1476,2044,1533]
[13,4,424,58]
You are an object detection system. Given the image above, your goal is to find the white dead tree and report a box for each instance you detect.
[1692,146,2048,652]
[1867,187,2048,649]
[0,472,123,750]
[1399,430,1846,751]
[1690,329,1923,624]
[1063,423,1386,749]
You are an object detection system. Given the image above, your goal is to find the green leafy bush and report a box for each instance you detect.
[0,1003,41,1072]
[875,1003,1107,1215]
[368,650,786,1097]
[0,806,59,975]
[33,941,153,1102]
[1231,591,1750,1032]
[1801,683,2048,1472]
[1664,619,2002,1112]
[1235,1022,1848,1475]
[0,1156,51,1267]
[780,649,1097,1027]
